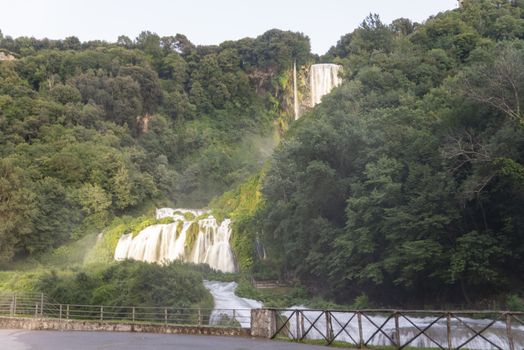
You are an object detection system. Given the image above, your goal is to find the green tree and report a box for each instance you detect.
[0,158,37,262]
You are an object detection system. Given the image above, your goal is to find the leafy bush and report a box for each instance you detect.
[36,260,213,308]
[506,294,524,312]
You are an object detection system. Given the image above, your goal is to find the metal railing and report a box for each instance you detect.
[271,309,524,349]
[0,292,251,329]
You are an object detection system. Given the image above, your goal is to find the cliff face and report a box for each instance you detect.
[0,51,16,61]
[291,63,343,119]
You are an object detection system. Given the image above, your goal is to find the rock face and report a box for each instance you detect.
[292,63,343,119]
[0,52,16,61]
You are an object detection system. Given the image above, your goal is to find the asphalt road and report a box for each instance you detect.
[0,330,330,350]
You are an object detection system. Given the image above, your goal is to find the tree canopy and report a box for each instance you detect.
[254,0,524,307]
[0,28,310,263]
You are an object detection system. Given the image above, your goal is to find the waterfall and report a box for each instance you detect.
[309,63,342,107]
[293,60,300,120]
[114,208,237,273]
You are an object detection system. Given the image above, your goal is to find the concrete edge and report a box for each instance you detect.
[0,316,250,337]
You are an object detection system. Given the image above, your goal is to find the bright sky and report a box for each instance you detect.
[0,0,458,54]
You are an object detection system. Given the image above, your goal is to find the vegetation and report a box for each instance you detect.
[36,260,213,308]
[245,0,524,308]
[2,0,524,310]
[0,28,310,265]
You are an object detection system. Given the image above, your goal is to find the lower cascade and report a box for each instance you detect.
[205,281,262,328]
[114,208,237,273]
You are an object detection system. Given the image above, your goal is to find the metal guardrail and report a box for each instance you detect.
[271,309,524,349]
[0,292,251,328]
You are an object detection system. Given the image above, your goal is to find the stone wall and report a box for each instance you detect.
[250,309,276,338]
[0,316,249,337]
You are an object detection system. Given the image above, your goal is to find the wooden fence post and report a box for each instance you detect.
[300,312,305,339]
[164,308,168,325]
[395,312,401,348]
[100,306,104,321]
[59,304,63,321]
[326,311,333,343]
[198,309,201,326]
[357,312,364,349]
[506,313,515,350]
[132,307,135,323]
[295,310,300,341]
[34,303,38,318]
[447,313,452,350]
[66,304,69,320]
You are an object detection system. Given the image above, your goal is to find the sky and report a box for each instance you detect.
[0,0,459,54]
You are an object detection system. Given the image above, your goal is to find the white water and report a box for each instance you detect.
[114,208,236,273]
[293,60,300,120]
[204,281,262,328]
[309,63,342,107]
[282,309,524,349]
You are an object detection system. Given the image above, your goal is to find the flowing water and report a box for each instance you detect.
[309,63,342,107]
[204,281,262,328]
[293,60,300,120]
[114,208,236,273]
[113,209,523,348]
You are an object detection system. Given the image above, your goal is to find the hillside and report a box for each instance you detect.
[233,0,524,308]
[0,28,309,264]
[1,0,524,310]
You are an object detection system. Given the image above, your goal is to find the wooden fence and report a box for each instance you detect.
[270,309,524,349]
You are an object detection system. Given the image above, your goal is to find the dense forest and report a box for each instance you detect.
[0,27,310,264]
[1,0,523,309]
[248,0,524,307]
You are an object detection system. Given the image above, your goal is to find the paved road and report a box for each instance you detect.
[0,330,329,350]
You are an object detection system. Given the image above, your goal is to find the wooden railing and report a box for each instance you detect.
[270,308,524,349]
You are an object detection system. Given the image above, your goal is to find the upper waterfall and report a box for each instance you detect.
[309,63,342,107]
[114,208,237,273]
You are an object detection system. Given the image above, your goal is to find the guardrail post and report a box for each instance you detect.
[394,311,401,348]
[13,293,17,316]
[300,312,305,339]
[100,306,103,321]
[357,312,364,349]
[132,307,135,323]
[447,313,452,350]
[40,293,44,317]
[506,313,515,350]
[295,310,300,341]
